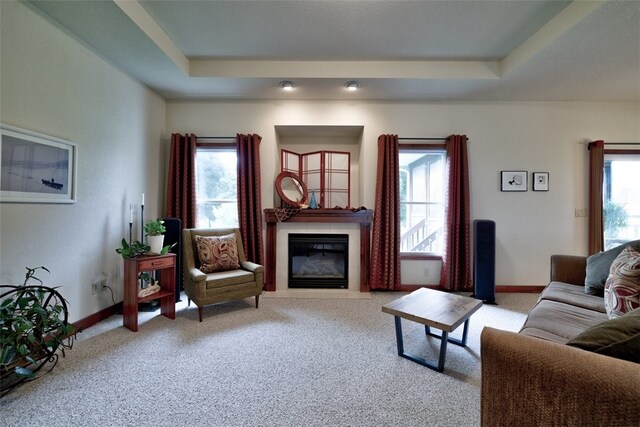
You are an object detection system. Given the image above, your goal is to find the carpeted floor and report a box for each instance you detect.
[0,292,538,427]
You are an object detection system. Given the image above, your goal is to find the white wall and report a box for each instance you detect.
[0,1,166,322]
[167,100,639,288]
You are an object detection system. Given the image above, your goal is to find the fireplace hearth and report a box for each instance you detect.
[288,234,348,288]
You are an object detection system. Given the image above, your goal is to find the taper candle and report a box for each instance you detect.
[141,193,145,206]
[129,204,133,223]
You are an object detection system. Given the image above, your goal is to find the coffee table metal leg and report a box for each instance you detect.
[394,316,448,372]
[425,319,471,347]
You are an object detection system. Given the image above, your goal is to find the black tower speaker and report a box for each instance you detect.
[473,219,496,304]
[162,217,182,302]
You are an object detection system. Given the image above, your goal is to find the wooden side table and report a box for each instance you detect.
[123,253,176,332]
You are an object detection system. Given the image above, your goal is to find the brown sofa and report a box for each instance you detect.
[480,253,640,427]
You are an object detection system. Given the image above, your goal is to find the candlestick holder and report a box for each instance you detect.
[129,222,133,244]
[140,204,145,243]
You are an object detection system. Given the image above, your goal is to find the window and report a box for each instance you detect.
[603,151,640,249]
[399,146,446,255]
[195,146,238,228]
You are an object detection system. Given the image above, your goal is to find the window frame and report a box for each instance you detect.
[398,143,446,261]
[602,148,640,249]
[194,142,239,229]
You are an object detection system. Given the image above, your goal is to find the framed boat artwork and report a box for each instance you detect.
[1,124,77,203]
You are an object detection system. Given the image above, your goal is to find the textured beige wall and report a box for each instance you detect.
[0,1,166,321]
[166,101,639,287]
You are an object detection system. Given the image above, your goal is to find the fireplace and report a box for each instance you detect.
[264,208,373,292]
[288,234,348,289]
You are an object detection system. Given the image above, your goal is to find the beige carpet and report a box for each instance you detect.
[0,292,538,426]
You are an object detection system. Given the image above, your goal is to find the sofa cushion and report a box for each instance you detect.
[604,246,640,319]
[566,308,640,363]
[518,299,609,344]
[195,233,240,273]
[540,282,606,313]
[585,239,640,296]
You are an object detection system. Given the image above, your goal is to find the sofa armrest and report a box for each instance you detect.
[480,327,640,427]
[550,255,586,285]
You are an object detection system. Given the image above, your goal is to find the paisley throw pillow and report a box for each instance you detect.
[195,234,240,273]
[604,246,640,319]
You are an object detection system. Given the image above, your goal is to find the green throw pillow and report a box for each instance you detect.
[566,307,640,363]
[585,240,640,296]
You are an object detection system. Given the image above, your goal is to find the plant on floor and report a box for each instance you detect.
[0,266,77,397]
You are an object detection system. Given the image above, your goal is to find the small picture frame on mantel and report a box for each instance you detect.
[500,171,527,192]
[533,172,549,191]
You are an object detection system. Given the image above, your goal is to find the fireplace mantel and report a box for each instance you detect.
[263,208,373,292]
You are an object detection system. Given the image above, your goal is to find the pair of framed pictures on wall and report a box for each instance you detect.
[500,171,549,192]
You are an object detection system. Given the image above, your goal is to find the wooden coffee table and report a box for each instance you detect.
[382,288,483,372]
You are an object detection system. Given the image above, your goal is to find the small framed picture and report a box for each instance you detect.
[533,172,549,191]
[501,171,527,192]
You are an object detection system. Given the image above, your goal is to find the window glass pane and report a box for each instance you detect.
[603,153,640,249]
[399,149,446,254]
[195,147,238,228]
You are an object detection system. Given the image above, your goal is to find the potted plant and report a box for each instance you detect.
[0,266,76,397]
[144,219,166,254]
[115,239,150,259]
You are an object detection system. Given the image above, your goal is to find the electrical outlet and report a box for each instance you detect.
[100,279,107,291]
[91,281,100,295]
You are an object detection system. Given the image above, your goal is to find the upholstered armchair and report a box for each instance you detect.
[182,228,263,322]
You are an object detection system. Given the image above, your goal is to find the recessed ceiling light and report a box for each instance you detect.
[280,81,295,91]
[345,81,359,91]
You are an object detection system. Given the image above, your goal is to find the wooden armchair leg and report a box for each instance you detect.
[255,295,260,308]
[187,298,191,307]
[198,306,203,322]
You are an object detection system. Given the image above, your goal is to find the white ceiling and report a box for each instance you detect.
[27,0,640,102]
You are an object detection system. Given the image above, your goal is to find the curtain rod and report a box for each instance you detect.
[197,136,236,140]
[583,141,640,145]
[399,137,470,142]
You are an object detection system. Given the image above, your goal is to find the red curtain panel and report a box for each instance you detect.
[440,134,471,291]
[237,133,264,266]
[588,140,605,255]
[166,133,197,229]
[370,134,401,290]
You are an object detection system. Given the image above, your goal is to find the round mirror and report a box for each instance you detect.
[275,171,308,207]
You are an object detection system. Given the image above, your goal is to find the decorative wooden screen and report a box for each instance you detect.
[281,149,350,208]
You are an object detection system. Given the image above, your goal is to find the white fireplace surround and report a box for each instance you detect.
[272,223,368,298]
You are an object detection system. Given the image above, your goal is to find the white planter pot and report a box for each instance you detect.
[147,235,164,254]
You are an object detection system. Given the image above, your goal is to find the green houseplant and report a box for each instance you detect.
[115,239,150,259]
[144,219,166,254]
[143,219,166,237]
[0,266,76,397]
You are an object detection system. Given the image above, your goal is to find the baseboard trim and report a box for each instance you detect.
[72,303,122,332]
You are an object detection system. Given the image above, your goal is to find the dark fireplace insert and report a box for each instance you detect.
[288,234,348,289]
